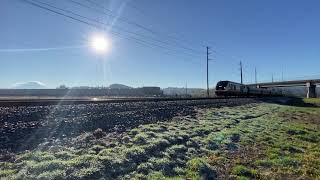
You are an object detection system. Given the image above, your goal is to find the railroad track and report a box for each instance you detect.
[0,97,260,151]
[0,96,247,107]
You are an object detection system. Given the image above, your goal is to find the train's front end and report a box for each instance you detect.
[215,81,229,96]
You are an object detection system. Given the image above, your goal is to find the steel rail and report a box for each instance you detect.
[0,96,252,107]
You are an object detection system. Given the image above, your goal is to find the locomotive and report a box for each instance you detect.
[215,81,282,97]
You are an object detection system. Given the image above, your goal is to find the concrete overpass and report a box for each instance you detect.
[247,79,320,98]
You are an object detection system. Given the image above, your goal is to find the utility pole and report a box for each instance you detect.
[240,61,243,84]
[185,82,188,97]
[272,74,274,82]
[206,46,210,97]
[255,67,257,84]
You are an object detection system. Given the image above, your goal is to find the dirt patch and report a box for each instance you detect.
[208,144,265,179]
[279,112,320,125]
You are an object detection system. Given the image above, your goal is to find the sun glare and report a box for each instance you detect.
[90,34,110,54]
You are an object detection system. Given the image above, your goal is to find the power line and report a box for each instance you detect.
[125,1,210,49]
[21,0,203,62]
[89,0,246,73]
[67,0,246,73]
[71,0,155,33]
[72,0,204,55]
[33,0,202,58]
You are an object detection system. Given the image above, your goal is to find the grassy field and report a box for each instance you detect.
[0,98,319,179]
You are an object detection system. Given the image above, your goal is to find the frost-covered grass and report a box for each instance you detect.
[1,100,319,179]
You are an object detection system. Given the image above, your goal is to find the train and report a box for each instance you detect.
[215,81,282,97]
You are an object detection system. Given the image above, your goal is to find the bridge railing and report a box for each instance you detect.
[245,75,320,85]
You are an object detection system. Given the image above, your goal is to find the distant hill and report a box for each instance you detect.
[108,84,133,89]
[13,81,47,89]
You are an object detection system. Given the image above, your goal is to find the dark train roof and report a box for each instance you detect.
[216,81,242,86]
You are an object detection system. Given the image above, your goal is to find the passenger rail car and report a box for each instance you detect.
[215,81,282,97]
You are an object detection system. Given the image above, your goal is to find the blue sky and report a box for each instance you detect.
[1,0,320,88]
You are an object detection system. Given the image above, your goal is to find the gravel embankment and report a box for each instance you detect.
[0,98,257,152]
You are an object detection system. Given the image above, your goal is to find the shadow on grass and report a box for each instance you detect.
[259,97,318,107]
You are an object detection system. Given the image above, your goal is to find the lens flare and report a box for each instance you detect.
[90,34,110,54]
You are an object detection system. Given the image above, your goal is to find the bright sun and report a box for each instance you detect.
[90,34,110,54]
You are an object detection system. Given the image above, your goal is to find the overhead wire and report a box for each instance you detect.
[78,0,247,67]
[72,0,205,55]
[124,0,208,49]
[22,0,198,56]
[32,0,202,58]
[20,0,204,65]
